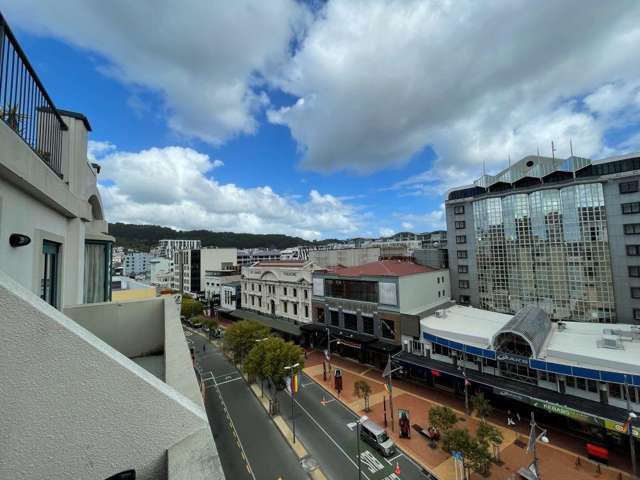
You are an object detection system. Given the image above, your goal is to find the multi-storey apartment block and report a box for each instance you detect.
[447,152,640,323]
[158,239,201,259]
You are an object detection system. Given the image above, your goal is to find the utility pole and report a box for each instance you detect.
[285,362,300,444]
[625,379,638,479]
[383,354,402,433]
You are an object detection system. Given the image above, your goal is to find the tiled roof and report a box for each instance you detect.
[325,260,439,277]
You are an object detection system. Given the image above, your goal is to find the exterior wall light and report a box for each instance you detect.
[9,233,31,247]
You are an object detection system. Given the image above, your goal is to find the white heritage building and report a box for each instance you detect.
[241,260,316,324]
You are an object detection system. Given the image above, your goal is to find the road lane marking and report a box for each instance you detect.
[214,371,238,379]
[385,453,403,465]
[360,450,384,473]
[216,376,243,386]
[321,398,336,405]
[213,379,256,480]
[292,397,372,480]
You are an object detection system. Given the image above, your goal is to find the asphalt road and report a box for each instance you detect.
[185,329,309,480]
[274,373,436,480]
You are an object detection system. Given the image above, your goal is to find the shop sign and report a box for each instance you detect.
[496,352,530,366]
[604,419,640,439]
[340,339,361,349]
[493,387,527,403]
[494,385,640,438]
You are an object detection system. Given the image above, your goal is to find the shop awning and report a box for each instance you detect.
[394,351,639,438]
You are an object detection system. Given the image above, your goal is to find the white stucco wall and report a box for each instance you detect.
[0,270,210,480]
[398,270,450,314]
[64,298,165,358]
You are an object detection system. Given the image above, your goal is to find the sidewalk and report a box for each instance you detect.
[304,351,632,480]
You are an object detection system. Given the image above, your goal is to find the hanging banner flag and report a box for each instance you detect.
[431,369,441,377]
[292,371,300,394]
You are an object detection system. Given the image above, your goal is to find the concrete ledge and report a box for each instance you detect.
[168,429,224,480]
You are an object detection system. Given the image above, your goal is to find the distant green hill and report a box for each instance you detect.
[108,222,332,251]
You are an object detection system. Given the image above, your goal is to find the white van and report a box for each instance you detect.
[360,419,396,457]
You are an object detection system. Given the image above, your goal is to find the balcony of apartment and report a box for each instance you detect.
[0,13,67,178]
[1,269,223,480]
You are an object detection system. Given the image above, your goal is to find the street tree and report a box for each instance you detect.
[353,380,372,412]
[476,420,504,462]
[203,317,220,339]
[190,315,205,327]
[428,405,458,434]
[443,428,493,479]
[471,392,493,420]
[181,297,203,318]
[261,336,305,391]
[223,320,270,364]
[244,338,269,394]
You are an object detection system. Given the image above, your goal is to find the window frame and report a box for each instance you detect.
[619,180,639,194]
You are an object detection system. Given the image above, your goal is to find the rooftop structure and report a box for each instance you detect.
[326,259,437,277]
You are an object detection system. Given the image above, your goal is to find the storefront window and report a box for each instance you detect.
[330,309,340,326]
[381,319,395,339]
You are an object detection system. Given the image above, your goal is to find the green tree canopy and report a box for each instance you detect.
[443,427,494,478]
[471,392,493,420]
[223,320,270,364]
[476,421,503,461]
[260,336,305,390]
[244,337,270,381]
[181,297,203,318]
[429,406,458,434]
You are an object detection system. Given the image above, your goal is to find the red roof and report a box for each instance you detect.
[325,260,439,277]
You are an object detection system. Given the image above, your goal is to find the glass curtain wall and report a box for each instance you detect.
[474,183,615,322]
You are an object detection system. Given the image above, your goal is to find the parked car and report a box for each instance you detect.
[360,419,396,457]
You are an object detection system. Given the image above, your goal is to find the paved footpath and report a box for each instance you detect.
[303,351,633,480]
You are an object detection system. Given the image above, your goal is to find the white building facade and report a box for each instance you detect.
[0,19,222,479]
[241,260,315,324]
[123,251,152,276]
[158,239,201,259]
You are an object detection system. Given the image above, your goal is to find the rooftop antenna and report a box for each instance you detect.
[551,140,556,160]
[482,159,486,177]
[570,138,574,157]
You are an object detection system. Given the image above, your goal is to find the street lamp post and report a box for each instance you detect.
[527,412,549,480]
[383,354,403,433]
[625,379,638,479]
[325,327,340,381]
[457,351,470,416]
[355,415,368,480]
[285,362,300,444]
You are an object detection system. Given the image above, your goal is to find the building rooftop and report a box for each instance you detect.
[324,259,439,278]
[254,260,308,267]
[421,305,512,348]
[543,322,640,374]
[420,305,640,375]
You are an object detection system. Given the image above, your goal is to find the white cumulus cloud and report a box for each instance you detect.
[269,0,640,181]
[90,141,361,240]
[3,0,307,144]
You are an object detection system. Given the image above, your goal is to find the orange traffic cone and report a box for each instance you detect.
[395,462,401,476]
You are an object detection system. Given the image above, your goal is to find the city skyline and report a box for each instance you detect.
[2,1,640,239]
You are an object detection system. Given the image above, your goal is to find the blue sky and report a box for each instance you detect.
[4,1,640,239]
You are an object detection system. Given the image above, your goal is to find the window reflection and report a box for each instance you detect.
[474,183,615,322]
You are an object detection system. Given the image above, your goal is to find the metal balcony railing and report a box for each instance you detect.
[0,13,67,178]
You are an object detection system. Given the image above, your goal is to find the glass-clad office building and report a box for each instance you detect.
[473,183,616,322]
[447,152,640,323]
